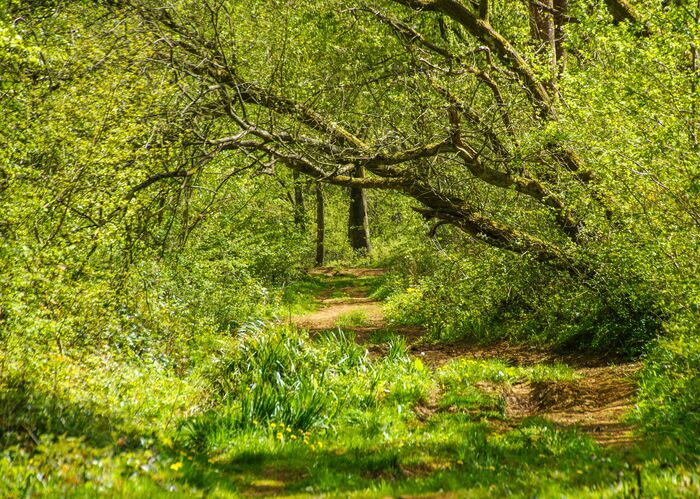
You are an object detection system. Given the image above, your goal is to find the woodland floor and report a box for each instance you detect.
[6,267,694,498]
[293,268,639,448]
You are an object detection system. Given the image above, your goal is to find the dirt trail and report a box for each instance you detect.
[293,268,386,333]
[292,268,639,446]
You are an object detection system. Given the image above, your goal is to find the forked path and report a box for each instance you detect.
[292,268,639,446]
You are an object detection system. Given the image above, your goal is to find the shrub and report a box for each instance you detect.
[634,316,700,461]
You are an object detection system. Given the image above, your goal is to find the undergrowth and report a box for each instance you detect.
[1,269,699,497]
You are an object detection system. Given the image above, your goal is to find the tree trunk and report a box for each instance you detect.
[527,0,557,78]
[603,0,651,35]
[685,4,699,147]
[479,0,489,22]
[604,0,642,25]
[553,0,568,74]
[315,183,325,266]
[292,170,306,230]
[347,166,371,254]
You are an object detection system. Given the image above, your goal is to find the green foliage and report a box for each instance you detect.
[385,335,409,363]
[1,0,700,496]
[336,310,370,328]
[634,316,700,460]
[382,240,671,355]
[384,285,428,327]
[0,346,197,450]
[438,359,577,389]
[178,322,432,455]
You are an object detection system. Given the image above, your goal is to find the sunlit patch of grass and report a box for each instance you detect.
[438,358,518,385]
[438,358,578,389]
[367,329,398,344]
[280,277,326,315]
[336,310,370,328]
[437,385,505,418]
[281,272,387,316]
[523,362,578,383]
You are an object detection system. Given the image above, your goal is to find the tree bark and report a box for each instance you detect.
[347,166,371,254]
[479,0,489,22]
[553,0,568,73]
[603,0,651,35]
[604,0,643,25]
[292,170,306,230]
[315,183,325,266]
[527,0,557,78]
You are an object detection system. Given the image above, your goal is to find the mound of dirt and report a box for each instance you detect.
[503,366,638,445]
[531,381,597,412]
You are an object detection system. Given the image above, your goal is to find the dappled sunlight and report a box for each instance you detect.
[2,0,699,496]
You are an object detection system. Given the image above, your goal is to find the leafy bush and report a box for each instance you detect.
[0,345,198,452]
[634,316,700,461]
[383,241,670,355]
[384,286,427,327]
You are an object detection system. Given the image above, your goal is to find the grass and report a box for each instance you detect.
[336,310,371,328]
[438,358,579,387]
[280,278,326,315]
[367,329,399,344]
[2,324,699,497]
[1,272,699,497]
[281,272,386,315]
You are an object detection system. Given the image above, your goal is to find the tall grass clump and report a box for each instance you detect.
[180,324,358,451]
[180,322,433,453]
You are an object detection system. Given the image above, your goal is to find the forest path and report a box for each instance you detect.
[291,268,639,447]
[291,267,386,332]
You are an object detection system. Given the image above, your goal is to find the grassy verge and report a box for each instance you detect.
[2,322,699,497]
[1,271,698,497]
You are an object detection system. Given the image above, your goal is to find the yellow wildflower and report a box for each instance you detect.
[170,462,183,471]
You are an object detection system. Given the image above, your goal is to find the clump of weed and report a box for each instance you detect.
[368,329,398,344]
[336,310,370,328]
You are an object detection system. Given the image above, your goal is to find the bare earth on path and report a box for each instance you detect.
[292,268,639,446]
